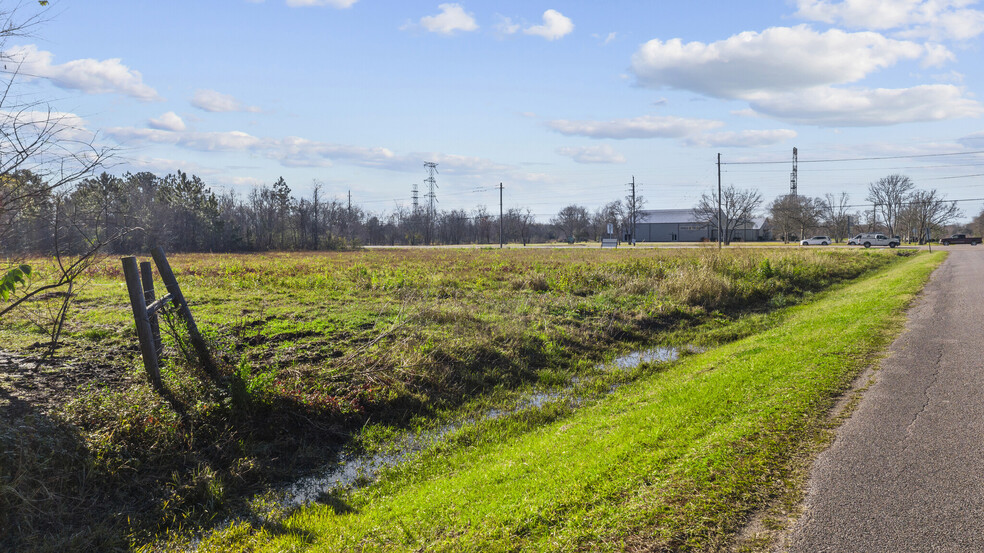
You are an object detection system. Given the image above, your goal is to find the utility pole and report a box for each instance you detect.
[347,190,352,213]
[717,153,722,249]
[789,147,798,197]
[629,176,637,245]
[498,182,504,249]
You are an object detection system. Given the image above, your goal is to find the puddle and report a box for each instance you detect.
[608,346,681,369]
[284,432,441,506]
[275,344,690,509]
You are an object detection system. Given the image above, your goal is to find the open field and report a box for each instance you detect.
[0,247,931,551]
[187,250,944,553]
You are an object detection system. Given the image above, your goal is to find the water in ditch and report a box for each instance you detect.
[278,344,688,508]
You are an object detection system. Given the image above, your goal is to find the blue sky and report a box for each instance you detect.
[8,0,984,220]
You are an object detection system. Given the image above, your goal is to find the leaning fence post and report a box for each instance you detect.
[122,256,164,391]
[150,246,219,379]
[140,261,164,358]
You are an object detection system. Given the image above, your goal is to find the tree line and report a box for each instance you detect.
[3,169,646,255]
[766,174,968,243]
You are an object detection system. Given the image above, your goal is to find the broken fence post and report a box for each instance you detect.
[122,256,164,391]
[150,246,219,379]
[140,261,164,359]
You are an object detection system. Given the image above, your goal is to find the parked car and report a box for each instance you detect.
[939,234,982,246]
[801,236,831,245]
[853,233,900,248]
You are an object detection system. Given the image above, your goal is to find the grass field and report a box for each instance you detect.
[185,250,944,552]
[0,246,934,551]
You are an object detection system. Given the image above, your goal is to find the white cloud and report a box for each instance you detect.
[629,25,980,126]
[285,0,359,7]
[631,26,927,99]
[417,3,478,35]
[0,109,93,142]
[523,9,574,40]
[191,89,262,113]
[921,42,955,67]
[748,84,984,126]
[494,14,520,35]
[121,155,219,178]
[4,44,160,101]
[794,0,984,40]
[556,145,626,164]
[686,129,798,147]
[546,115,723,139]
[105,125,403,169]
[148,111,186,132]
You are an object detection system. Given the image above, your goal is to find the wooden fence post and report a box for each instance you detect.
[150,246,219,379]
[122,256,164,391]
[140,261,164,358]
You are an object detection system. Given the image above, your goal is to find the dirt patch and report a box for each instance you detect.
[0,350,132,418]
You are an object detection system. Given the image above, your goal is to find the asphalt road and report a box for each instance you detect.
[784,247,984,552]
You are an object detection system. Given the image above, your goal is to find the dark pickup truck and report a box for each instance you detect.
[940,234,982,246]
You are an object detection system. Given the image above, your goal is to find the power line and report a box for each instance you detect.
[722,149,984,166]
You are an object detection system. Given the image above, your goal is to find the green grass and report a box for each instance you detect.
[187,251,944,552]
[0,248,924,551]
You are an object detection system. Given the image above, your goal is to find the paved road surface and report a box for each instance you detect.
[784,247,984,552]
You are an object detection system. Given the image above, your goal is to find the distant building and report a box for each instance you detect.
[633,209,771,242]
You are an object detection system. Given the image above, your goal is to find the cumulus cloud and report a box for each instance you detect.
[3,44,160,101]
[546,115,723,139]
[793,0,984,40]
[416,3,478,35]
[148,111,186,132]
[523,9,574,40]
[285,0,358,7]
[191,89,261,113]
[556,145,626,164]
[747,84,984,126]
[630,25,980,126]
[631,26,928,98]
[686,129,798,147]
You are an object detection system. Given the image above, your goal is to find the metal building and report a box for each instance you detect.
[634,209,771,242]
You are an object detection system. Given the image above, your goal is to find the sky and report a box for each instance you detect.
[6,0,984,221]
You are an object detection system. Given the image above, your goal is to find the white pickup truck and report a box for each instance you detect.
[850,233,900,248]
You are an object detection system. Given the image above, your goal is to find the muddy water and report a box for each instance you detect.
[279,345,687,507]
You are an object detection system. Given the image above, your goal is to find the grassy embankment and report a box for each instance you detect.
[190,250,944,552]
[0,248,928,551]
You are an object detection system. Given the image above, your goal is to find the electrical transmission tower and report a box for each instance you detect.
[411,183,419,212]
[424,162,438,219]
[423,162,438,244]
[789,147,798,197]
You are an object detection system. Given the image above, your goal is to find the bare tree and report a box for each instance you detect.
[693,185,762,245]
[0,5,113,356]
[866,174,914,236]
[769,195,821,243]
[551,204,590,243]
[906,189,960,245]
[591,200,624,241]
[819,192,854,242]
